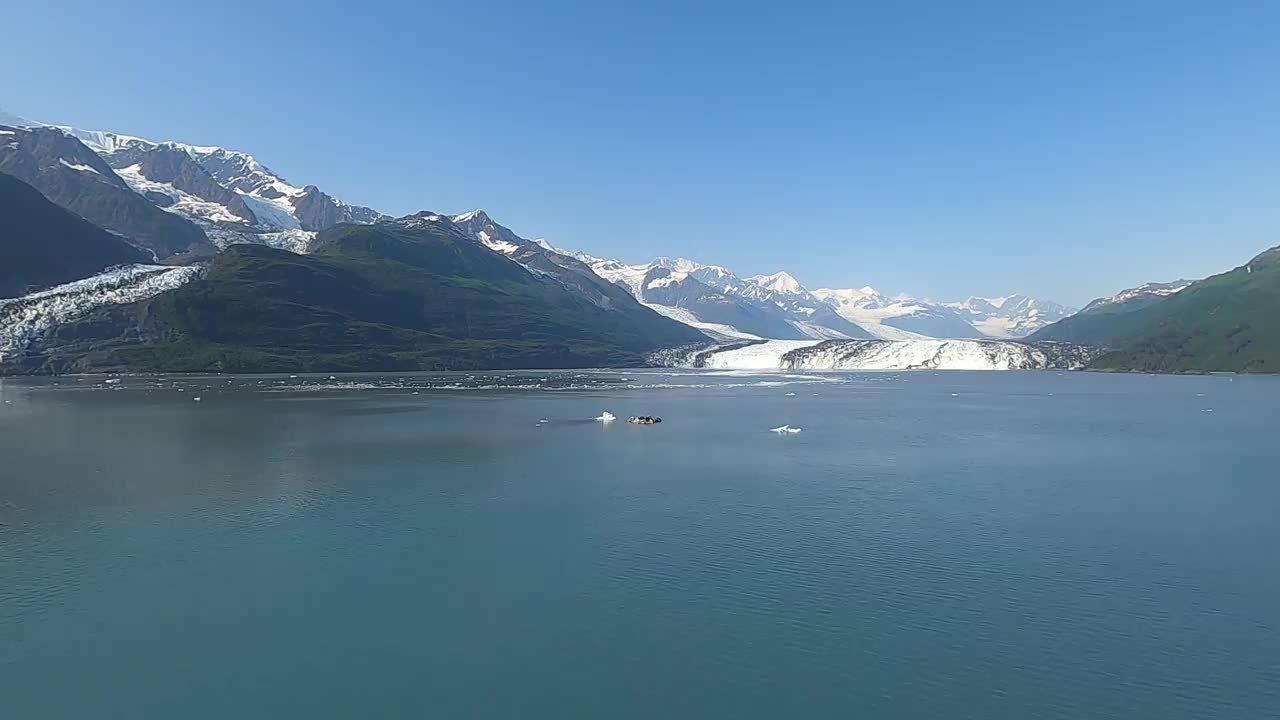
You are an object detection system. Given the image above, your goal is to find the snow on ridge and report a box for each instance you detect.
[481,236,520,255]
[58,158,102,175]
[0,265,201,361]
[115,164,250,226]
[646,272,687,290]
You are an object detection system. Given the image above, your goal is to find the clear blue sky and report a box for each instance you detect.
[4,0,1278,305]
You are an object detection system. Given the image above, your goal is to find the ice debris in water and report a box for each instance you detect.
[596,411,617,423]
[784,392,796,396]
[770,424,802,434]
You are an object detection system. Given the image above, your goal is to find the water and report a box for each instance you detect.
[2,370,1278,718]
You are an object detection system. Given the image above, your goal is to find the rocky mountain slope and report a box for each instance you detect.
[1,111,383,253]
[0,172,150,297]
[1,125,214,260]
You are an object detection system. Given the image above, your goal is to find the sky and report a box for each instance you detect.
[3,0,1278,306]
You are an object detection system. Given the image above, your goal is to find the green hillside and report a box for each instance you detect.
[1032,246,1280,373]
[1088,248,1280,373]
[12,222,707,373]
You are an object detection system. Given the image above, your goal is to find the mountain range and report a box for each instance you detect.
[2,106,1278,373]
[568,252,1073,342]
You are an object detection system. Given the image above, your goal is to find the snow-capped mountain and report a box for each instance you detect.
[573,247,1072,342]
[1,124,214,260]
[1078,280,1192,314]
[748,271,804,295]
[388,210,698,326]
[4,105,1080,354]
[814,286,986,340]
[945,294,1075,337]
[573,254,873,341]
[1,109,383,253]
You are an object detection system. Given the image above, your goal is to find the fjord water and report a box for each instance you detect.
[2,371,1278,718]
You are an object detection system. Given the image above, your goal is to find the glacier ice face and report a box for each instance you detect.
[661,338,1100,371]
[0,265,201,362]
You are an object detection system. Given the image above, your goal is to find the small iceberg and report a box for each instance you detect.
[770,424,802,434]
[596,411,617,423]
[192,397,202,402]
[784,392,796,397]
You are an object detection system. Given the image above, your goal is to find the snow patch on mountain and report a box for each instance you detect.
[57,158,102,175]
[0,265,201,361]
[1080,280,1192,313]
[116,164,249,226]
[237,191,303,230]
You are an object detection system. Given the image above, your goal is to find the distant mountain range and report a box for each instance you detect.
[568,251,1073,341]
[2,106,1278,373]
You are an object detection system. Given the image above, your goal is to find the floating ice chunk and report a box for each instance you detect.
[784,392,796,396]
[192,397,202,402]
[770,424,802,434]
[596,411,617,423]
[104,378,121,385]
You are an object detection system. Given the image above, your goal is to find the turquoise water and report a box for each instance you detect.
[2,370,1278,718]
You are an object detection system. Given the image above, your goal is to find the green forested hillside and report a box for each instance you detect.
[1032,246,1280,373]
[12,222,707,373]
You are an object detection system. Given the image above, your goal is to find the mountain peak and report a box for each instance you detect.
[451,209,491,225]
[748,271,805,295]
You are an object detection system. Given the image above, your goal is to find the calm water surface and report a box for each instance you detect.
[1,370,1278,718]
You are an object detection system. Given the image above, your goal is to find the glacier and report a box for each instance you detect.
[662,339,1101,371]
[0,265,201,361]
